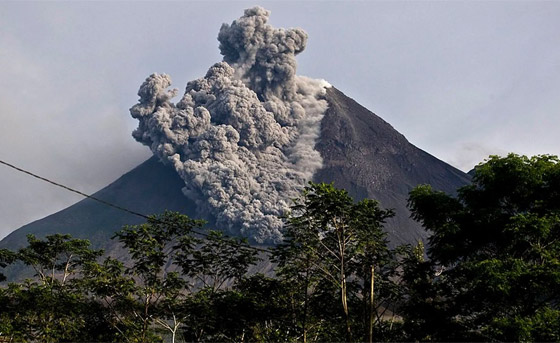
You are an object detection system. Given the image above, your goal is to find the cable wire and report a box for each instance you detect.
[0,158,273,254]
[0,159,149,220]
[2,160,510,340]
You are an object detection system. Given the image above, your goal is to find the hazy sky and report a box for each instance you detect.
[1,1,559,239]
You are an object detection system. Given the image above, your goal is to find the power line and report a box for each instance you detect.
[0,159,150,220]
[0,158,274,254]
[0,161,516,340]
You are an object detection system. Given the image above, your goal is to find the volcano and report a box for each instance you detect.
[0,86,469,254]
[0,6,470,258]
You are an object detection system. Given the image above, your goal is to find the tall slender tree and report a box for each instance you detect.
[275,182,395,342]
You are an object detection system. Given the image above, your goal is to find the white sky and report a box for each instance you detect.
[1,1,559,239]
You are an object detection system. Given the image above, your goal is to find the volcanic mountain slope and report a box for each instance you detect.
[0,156,197,253]
[0,86,470,254]
[316,87,470,244]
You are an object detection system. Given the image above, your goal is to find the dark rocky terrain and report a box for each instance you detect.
[0,87,470,255]
[315,87,470,244]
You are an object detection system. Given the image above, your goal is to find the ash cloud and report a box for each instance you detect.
[130,7,330,243]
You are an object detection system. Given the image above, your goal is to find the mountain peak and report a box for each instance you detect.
[1,87,470,253]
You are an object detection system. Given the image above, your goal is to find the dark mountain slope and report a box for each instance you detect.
[314,87,470,244]
[0,87,470,253]
[0,157,196,252]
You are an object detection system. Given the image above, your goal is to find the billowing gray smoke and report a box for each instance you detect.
[130,7,330,243]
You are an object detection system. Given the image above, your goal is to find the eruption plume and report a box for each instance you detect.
[130,7,330,243]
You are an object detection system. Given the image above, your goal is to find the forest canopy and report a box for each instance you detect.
[0,154,559,342]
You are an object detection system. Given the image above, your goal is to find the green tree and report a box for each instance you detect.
[350,199,401,342]
[175,230,260,341]
[0,234,106,342]
[232,274,295,341]
[274,182,396,342]
[85,211,259,343]
[18,234,102,285]
[175,230,260,294]
[406,154,560,341]
[397,240,457,341]
[85,211,204,342]
[0,249,15,282]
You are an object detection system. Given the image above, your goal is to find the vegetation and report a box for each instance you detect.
[0,154,558,342]
[404,154,560,341]
[273,182,399,342]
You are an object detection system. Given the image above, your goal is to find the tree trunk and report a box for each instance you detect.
[303,258,310,343]
[336,220,351,343]
[342,277,351,342]
[369,265,375,343]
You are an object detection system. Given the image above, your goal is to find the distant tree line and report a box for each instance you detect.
[0,154,559,342]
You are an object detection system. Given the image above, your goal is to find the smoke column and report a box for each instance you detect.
[130,7,330,243]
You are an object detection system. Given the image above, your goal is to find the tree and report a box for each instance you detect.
[174,230,260,341]
[84,211,260,343]
[232,274,295,341]
[85,211,204,342]
[349,198,401,342]
[274,182,396,342]
[0,234,107,342]
[406,154,560,341]
[175,230,260,294]
[18,234,102,285]
[397,240,458,341]
[0,249,15,282]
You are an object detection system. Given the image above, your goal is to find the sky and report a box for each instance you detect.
[1,1,559,240]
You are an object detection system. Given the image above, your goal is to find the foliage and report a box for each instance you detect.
[0,234,110,342]
[85,211,259,342]
[406,154,560,341]
[0,249,15,282]
[84,211,204,342]
[274,182,398,342]
[18,233,103,285]
[172,227,261,341]
[2,155,558,342]
[175,230,260,293]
